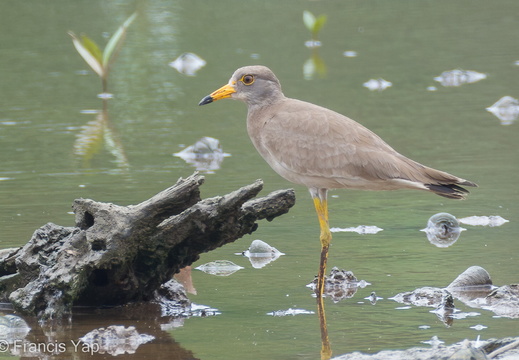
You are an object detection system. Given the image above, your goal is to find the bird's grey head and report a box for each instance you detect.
[199,65,285,108]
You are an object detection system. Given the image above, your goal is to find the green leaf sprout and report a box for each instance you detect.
[69,12,137,93]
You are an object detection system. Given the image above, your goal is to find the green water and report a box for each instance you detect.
[0,0,518,359]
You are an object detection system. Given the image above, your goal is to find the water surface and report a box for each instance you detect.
[0,1,518,359]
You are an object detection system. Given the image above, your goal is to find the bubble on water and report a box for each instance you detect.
[343,50,358,57]
[486,96,519,125]
[363,78,392,91]
[174,137,231,174]
[169,52,206,76]
[267,308,315,316]
[470,324,487,331]
[421,335,444,347]
[364,292,383,305]
[330,225,383,234]
[97,92,114,100]
[434,69,486,87]
[237,240,285,269]
[421,212,465,248]
[304,40,322,48]
[195,260,244,276]
[458,215,509,227]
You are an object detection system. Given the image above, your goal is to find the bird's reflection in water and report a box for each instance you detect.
[318,296,332,360]
[312,268,371,359]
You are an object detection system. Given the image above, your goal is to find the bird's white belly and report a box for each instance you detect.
[266,156,426,192]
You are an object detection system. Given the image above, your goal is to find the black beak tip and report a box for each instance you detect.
[198,95,213,106]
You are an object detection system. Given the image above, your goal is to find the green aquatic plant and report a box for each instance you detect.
[69,12,137,93]
[303,10,327,42]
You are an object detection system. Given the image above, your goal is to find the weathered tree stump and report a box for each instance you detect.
[0,173,295,321]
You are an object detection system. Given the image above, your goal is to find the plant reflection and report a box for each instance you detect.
[303,50,327,80]
[302,10,327,80]
[74,100,129,170]
[69,14,135,171]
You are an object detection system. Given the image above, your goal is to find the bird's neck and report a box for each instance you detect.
[246,92,286,113]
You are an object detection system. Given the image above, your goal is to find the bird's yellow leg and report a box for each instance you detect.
[312,195,332,359]
[313,197,331,246]
[313,196,332,294]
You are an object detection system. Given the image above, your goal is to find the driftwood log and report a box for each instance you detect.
[0,173,295,321]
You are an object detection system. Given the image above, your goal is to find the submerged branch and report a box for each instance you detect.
[0,173,295,321]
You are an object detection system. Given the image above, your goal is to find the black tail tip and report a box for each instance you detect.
[426,183,473,200]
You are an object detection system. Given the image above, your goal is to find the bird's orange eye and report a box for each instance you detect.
[241,74,255,85]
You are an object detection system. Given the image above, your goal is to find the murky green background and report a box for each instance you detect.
[1,0,518,359]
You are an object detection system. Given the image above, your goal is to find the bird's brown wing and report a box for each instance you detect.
[258,99,416,181]
[255,98,472,191]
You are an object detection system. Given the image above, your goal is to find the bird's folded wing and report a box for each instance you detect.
[260,99,455,185]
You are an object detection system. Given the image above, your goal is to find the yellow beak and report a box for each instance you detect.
[199,82,236,105]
